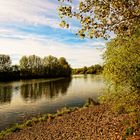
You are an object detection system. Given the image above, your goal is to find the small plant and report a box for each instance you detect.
[25,120,34,127]
[122,127,134,140]
[56,107,71,116]
[83,98,100,107]
[40,114,48,121]
[125,127,134,136]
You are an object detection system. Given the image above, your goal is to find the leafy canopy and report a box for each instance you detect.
[58,0,140,39]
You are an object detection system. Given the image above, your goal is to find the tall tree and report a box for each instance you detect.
[20,56,28,71]
[27,55,43,76]
[43,55,59,77]
[58,57,71,76]
[0,54,11,72]
[20,55,43,77]
[20,56,29,77]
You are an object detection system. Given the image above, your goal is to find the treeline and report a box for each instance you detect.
[72,64,103,75]
[0,54,71,81]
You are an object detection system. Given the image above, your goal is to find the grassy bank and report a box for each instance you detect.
[0,107,75,138]
[0,98,96,138]
[0,99,139,140]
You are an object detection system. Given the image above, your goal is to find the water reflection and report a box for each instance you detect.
[0,86,12,104]
[0,78,72,104]
[21,78,71,101]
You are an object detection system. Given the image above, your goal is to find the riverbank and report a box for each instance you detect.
[0,103,139,140]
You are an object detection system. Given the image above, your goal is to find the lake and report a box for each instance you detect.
[0,75,104,131]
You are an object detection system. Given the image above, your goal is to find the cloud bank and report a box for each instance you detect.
[0,0,106,68]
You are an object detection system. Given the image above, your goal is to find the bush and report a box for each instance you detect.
[102,31,140,113]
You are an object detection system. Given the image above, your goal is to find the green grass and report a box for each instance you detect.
[0,124,23,138]
[0,107,76,138]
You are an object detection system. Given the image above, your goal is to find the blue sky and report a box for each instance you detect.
[0,0,106,68]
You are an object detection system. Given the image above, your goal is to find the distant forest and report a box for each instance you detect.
[0,54,71,81]
[72,64,103,75]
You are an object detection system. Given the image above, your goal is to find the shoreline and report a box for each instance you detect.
[0,99,96,137]
[0,100,139,140]
[0,107,78,138]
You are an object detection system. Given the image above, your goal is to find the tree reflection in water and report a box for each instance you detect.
[0,86,12,104]
[20,78,72,101]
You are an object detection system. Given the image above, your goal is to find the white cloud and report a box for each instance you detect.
[0,0,60,28]
[0,37,104,68]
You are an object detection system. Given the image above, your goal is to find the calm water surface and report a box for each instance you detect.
[0,75,104,131]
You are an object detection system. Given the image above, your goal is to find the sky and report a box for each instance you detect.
[0,0,106,68]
